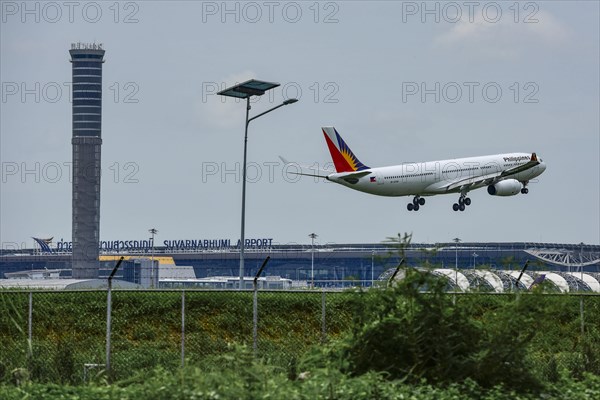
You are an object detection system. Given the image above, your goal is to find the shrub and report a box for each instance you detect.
[312,269,544,392]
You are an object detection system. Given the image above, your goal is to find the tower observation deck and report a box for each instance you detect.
[69,42,105,279]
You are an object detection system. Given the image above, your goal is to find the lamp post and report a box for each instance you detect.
[149,228,158,288]
[472,252,478,269]
[453,237,461,290]
[309,233,318,289]
[580,242,584,286]
[371,250,375,288]
[218,80,298,289]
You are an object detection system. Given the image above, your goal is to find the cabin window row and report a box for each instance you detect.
[385,172,435,179]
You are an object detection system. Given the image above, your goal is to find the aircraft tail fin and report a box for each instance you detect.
[321,127,369,173]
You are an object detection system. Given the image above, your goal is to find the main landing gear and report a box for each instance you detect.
[407,196,425,211]
[452,195,471,212]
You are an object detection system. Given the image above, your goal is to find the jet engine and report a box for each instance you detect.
[487,179,522,196]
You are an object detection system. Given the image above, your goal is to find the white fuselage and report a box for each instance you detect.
[327,153,547,197]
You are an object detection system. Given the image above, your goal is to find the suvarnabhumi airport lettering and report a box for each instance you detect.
[53,238,273,252]
[164,239,273,250]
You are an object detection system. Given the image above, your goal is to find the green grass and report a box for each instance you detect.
[1,355,600,400]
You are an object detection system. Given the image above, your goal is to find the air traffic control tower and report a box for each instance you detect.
[69,42,105,279]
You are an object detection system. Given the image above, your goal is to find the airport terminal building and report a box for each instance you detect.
[1,240,599,292]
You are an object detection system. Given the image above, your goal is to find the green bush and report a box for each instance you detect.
[1,350,599,400]
[307,269,545,391]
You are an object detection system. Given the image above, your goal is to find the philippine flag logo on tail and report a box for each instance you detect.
[322,127,369,173]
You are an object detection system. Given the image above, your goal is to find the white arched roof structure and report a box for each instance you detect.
[433,269,470,292]
[385,268,598,293]
[469,270,504,293]
[566,272,600,293]
[541,273,570,293]
[506,271,535,289]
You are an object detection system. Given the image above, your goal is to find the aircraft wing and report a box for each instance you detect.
[445,153,540,192]
[445,172,502,192]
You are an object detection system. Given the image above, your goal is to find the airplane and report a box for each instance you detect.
[283,127,547,212]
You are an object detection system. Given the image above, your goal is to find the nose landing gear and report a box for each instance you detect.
[521,181,529,194]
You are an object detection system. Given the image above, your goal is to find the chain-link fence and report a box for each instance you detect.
[0,289,358,383]
[1,290,599,384]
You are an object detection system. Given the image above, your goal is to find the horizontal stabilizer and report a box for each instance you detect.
[337,170,372,180]
[327,171,372,185]
[333,170,372,184]
[279,156,333,178]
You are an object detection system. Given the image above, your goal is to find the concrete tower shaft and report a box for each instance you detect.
[70,43,104,279]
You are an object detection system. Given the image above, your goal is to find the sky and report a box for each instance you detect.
[1,1,599,249]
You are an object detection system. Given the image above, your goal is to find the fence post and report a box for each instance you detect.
[106,284,112,380]
[253,256,271,356]
[181,290,185,368]
[28,292,32,359]
[106,257,124,382]
[580,295,585,337]
[321,289,326,344]
[253,285,258,355]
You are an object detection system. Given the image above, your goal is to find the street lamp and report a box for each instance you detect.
[218,79,298,289]
[472,252,478,269]
[371,250,375,288]
[309,233,318,288]
[453,237,461,290]
[580,242,585,285]
[149,228,158,288]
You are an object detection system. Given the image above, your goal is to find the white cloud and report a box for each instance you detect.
[524,11,569,43]
[434,10,569,60]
